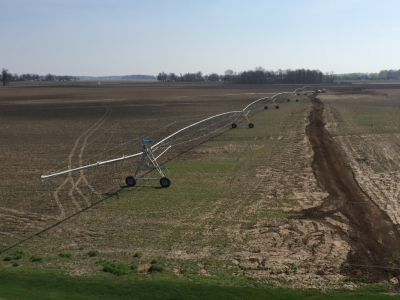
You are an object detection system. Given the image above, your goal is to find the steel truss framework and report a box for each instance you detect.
[231,86,313,129]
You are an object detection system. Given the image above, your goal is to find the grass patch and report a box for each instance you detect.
[0,269,396,300]
[3,250,25,261]
[101,262,128,276]
[148,265,164,273]
[344,277,366,283]
[29,255,43,262]
[59,252,72,258]
[87,250,99,257]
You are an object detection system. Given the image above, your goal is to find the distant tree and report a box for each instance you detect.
[379,70,387,80]
[224,69,234,84]
[208,73,220,82]
[1,68,11,86]
[45,73,55,81]
[254,67,266,83]
[168,73,177,82]
[183,72,199,82]
[20,73,39,81]
[157,72,167,82]
[196,71,204,81]
[347,73,360,80]
[370,73,379,80]
[387,69,400,80]
[387,69,396,80]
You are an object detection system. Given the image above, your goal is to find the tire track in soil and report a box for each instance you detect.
[305,94,400,281]
[69,105,113,207]
[0,104,111,237]
[54,105,112,218]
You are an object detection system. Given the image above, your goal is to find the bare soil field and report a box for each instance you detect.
[1,81,400,290]
[0,81,317,219]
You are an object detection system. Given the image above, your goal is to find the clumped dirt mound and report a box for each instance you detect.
[305,94,400,281]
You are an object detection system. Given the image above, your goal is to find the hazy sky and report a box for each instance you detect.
[1,0,399,76]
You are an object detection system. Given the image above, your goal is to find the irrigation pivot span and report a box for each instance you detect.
[37,86,314,191]
[230,86,313,128]
[38,111,242,189]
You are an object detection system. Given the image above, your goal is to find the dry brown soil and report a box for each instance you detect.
[0,81,310,229]
[1,81,400,289]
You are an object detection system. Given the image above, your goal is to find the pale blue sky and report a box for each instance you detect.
[1,0,399,76]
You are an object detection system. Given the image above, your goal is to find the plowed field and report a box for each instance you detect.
[1,81,400,290]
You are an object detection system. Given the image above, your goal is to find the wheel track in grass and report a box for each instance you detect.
[54,105,112,218]
[304,94,400,281]
[0,106,112,237]
[68,105,113,207]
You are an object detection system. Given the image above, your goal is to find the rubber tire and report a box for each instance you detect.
[287,99,290,102]
[160,177,171,188]
[126,176,136,187]
[232,123,237,129]
[275,106,279,109]
[264,106,268,109]
[296,99,299,102]
[248,123,254,129]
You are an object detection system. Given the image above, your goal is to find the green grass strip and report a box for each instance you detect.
[0,270,397,300]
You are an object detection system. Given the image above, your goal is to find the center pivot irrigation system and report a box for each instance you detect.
[230,86,313,129]
[37,86,313,192]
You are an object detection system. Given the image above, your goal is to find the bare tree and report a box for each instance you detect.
[1,68,11,86]
[157,72,167,82]
[168,73,177,82]
[196,71,203,81]
[208,73,220,82]
[224,69,234,84]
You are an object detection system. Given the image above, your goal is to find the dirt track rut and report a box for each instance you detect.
[306,94,400,280]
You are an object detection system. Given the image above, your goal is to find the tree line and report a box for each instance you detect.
[379,69,400,80]
[157,68,334,84]
[157,71,220,82]
[335,69,400,81]
[121,75,155,80]
[225,68,332,84]
[1,68,78,86]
